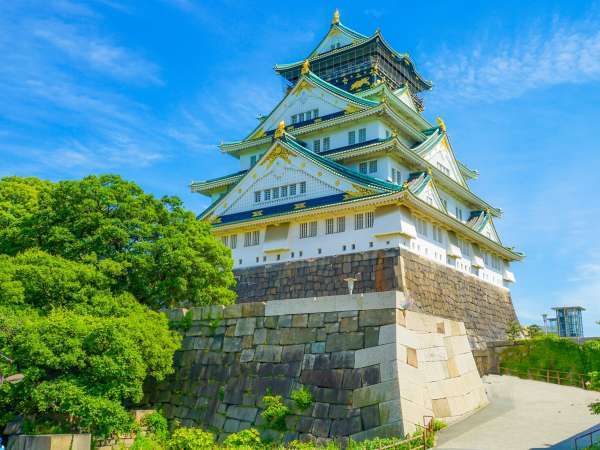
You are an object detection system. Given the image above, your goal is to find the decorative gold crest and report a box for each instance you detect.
[252,210,263,217]
[259,144,296,169]
[436,117,447,133]
[332,9,340,25]
[294,202,306,210]
[274,120,286,139]
[350,77,370,91]
[301,60,310,75]
[344,104,361,114]
[343,183,377,200]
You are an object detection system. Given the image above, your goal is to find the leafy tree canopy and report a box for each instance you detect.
[0,174,236,308]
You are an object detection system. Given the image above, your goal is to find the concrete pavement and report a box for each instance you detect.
[435,375,600,450]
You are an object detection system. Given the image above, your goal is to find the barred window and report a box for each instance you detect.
[354,213,364,230]
[289,184,297,196]
[264,189,271,201]
[252,230,260,246]
[365,211,374,228]
[369,160,377,173]
[359,162,368,174]
[244,231,260,247]
[432,225,444,243]
[272,187,279,199]
[313,108,319,118]
[348,130,356,145]
[416,218,428,237]
[358,128,366,143]
[313,139,321,152]
[244,232,252,247]
[280,185,288,197]
[300,181,306,194]
[337,216,345,232]
[254,191,261,203]
[300,221,317,238]
[325,218,334,235]
[323,137,330,151]
[230,234,237,249]
[221,236,229,246]
[250,155,257,166]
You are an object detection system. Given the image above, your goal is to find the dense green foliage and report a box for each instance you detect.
[505,321,523,341]
[499,335,600,374]
[0,250,181,436]
[0,175,237,438]
[166,427,216,449]
[0,175,236,308]
[291,387,314,411]
[223,428,263,447]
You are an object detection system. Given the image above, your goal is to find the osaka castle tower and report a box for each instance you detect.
[192,10,524,346]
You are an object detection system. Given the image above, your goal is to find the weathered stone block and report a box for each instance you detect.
[223,418,240,433]
[278,314,292,328]
[254,345,283,363]
[360,404,380,430]
[331,416,362,436]
[240,349,255,363]
[241,302,265,317]
[310,418,331,437]
[359,309,396,327]
[291,314,308,327]
[352,380,400,408]
[300,369,344,388]
[308,313,325,328]
[223,337,242,353]
[326,333,363,352]
[311,341,326,353]
[234,318,256,336]
[223,304,243,319]
[282,344,305,362]
[311,402,330,418]
[330,351,354,369]
[253,328,267,345]
[280,328,316,345]
[226,405,258,422]
[339,316,359,332]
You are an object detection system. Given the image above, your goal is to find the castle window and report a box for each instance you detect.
[306,111,312,121]
[348,130,356,145]
[238,259,242,265]
[221,236,229,246]
[369,160,377,173]
[256,257,259,263]
[325,218,334,235]
[416,218,429,237]
[291,252,295,258]
[264,189,271,201]
[358,128,366,143]
[281,185,288,197]
[254,191,261,203]
[354,213,364,230]
[391,168,396,183]
[365,211,374,228]
[244,231,260,247]
[433,225,444,243]
[313,108,319,118]
[272,187,279,199]
[250,155,257,166]
[313,139,321,152]
[290,184,297,196]
[359,162,368,174]
[291,114,298,124]
[230,235,237,249]
[337,216,345,232]
[300,181,307,194]
[458,238,471,256]
[323,137,330,151]
[455,207,463,221]
[299,112,305,122]
[299,221,317,239]
[277,254,281,261]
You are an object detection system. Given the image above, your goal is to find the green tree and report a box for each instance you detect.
[506,321,523,342]
[0,175,236,308]
[0,250,181,437]
[526,324,543,338]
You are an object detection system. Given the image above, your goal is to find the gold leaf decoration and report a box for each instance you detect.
[252,210,263,217]
[259,144,296,169]
[350,77,370,91]
[294,202,306,210]
[343,183,378,200]
[345,104,362,115]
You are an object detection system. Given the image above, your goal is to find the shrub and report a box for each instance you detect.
[166,427,215,449]
[130,434,165,450]
[223,428,262,447]
[505,321,523,341]
[142,411,169,442]
[261,394,290,431]
[291,387,313,411]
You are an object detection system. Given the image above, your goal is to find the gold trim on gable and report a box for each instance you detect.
[259,145,296,169]
[343,183,378,200]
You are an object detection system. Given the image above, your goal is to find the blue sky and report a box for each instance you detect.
[2,1,600,334]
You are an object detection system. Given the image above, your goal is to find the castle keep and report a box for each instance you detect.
[191,11,523,347]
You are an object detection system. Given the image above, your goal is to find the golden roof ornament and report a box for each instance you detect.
[436,117,447,133]
[332,9,340,25]
[427,167,433,176]
[301,60,310,75]
[274,120,286,139]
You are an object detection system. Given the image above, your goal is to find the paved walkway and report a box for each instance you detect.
[436,375,600,450]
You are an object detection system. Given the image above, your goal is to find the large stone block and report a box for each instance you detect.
[300,369,344,388]
[280,328,316,345]
[234,318,256,337]
[254,345,283,363]
[325,332,364,352]
[359,309,397,327]
[352,380,400,408]
[354,343,395,368]
[226,405,258,422]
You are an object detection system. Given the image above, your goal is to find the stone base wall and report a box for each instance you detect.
[146,292,488,444]
[234,249,518,349]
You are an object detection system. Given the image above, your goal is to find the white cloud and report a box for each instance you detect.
[428,15,600,103]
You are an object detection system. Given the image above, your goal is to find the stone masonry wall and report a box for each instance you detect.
[146,292,488,444]
[234,249,518,349]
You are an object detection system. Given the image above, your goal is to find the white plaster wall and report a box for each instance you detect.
[221,206,511,288]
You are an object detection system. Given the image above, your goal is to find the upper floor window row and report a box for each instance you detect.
[359,160,378,175]
[221,234,238,249]
[291,109,319,125]
[348,128,367,145]
[313,136,330,153]
[254,181,307,203]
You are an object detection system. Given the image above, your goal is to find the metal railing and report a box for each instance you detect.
[574,427,600,449]
[376,416,434,450]
[499,365,593,390]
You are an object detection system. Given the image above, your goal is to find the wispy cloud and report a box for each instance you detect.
[428,15,600,103]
